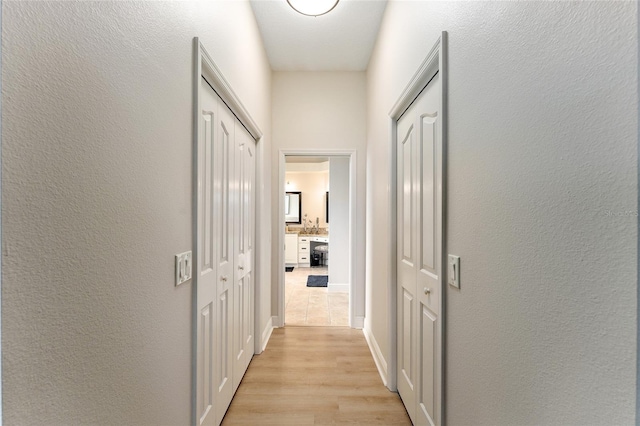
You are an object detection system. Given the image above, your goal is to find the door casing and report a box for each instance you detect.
[388,32,448,425]
[276,150,360,328]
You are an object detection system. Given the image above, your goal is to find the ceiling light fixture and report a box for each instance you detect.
[287,0,339,17]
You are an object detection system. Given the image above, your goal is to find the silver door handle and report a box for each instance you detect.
[424,288,431,295]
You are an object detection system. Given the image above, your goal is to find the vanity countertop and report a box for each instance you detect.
[285,230,328,237]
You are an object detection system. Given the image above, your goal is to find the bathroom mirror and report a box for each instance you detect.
[285,192,302,224]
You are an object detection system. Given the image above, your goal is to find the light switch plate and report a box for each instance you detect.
[175,251,192,286]
[448,255,460,289]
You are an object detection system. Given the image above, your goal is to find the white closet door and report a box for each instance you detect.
[397,72,443,426]
[397,104,418,421]
[196,77,218,426]
[232,124,255,391]
[197,76,257,426]
[415,73,442,426]
[213,89,236,426]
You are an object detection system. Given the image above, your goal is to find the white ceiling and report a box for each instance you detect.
[250,0,388,71]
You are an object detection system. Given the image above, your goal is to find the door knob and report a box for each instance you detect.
[238,266,244,270]
[424,288,431,295]
[221,276,228,282]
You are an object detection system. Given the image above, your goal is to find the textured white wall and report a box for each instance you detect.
[366,1,637,424]
[2,1,271,425]
[271,72,367,321]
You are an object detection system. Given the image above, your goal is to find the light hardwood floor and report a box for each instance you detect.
[285,267,349,326]
[221,326,411,425]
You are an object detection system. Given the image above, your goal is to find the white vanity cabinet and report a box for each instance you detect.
[285,233,298,265]
[298,236,311,267]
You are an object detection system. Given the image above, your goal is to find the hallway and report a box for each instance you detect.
[2,1,636,425]
[221,327,411,425]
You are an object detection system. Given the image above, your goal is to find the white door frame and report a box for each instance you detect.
[192,37,265,425]
[388,32,448,422]
[276,149,359,328]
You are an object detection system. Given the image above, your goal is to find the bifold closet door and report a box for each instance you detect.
[232,121,255,392]
[197,77,230,426]
[397,72,443,426]
[197,76,256,426]
[213,95,236,426]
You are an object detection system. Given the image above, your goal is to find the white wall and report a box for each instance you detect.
[271,71,366,323]
[366,1,637,424]
[2,1,272,424]
[285,166,329,229]
[329,157,350,288]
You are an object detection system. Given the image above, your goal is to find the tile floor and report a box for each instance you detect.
[285,266,349,326]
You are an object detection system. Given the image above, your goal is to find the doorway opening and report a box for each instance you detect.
[283,155,348,326]
[277,150,358,328]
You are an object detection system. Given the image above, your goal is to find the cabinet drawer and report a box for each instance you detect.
[298,237,310,243]
[298,245,310,253]
[298,254,309,262]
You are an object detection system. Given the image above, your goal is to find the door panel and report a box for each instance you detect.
[401,289,414,387]
[214,94,236,426]
[419,305,436,425]
[397,72,442,426]
[420,115,437,273]
[197,79,218,426]
[233,122,255,392]
[401,125,414,263]
[397,113,418,422]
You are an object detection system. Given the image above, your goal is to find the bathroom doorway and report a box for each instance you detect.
[279,153,354,326]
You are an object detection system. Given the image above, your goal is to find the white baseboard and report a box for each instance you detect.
[259,316,275,353]
[363,326,388,387]
[328,282,349,292]
[351,315,364,329]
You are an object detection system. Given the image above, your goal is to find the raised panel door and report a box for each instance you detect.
[233,123,255,391]
[397,111,418,423]
[197,77,217,426]
[397,71,443,426]
[214,94,235,426]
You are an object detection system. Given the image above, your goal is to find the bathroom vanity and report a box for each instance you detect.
[285,232,329,267]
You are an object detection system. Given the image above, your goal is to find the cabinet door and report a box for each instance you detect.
[285,235,298,264]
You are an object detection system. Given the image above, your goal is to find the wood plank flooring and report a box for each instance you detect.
[222,326,411,425]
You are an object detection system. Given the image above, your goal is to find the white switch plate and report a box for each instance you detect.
[175,251,192,286]
[448,255,460,289]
